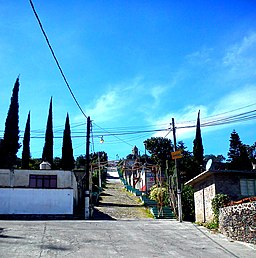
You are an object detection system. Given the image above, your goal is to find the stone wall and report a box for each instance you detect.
[219,202,256,245]
[193,175,216,222]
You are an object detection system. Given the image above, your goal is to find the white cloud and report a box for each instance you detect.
[222,33,256,81]
[223,33,256,66]
[152,85,256,140]
[74,77,144,123]
[185,47,213,65]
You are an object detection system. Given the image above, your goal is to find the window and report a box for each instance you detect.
[29,175,57,189]
[240,179,256,196]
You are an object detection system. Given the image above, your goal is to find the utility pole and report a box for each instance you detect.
[85,116,91,219]
[172,118,182,222]
[98,152,102,188]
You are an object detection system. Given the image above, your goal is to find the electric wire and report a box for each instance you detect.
[29,0,88,119]
[26,1,256,155]
[29,0,137,150]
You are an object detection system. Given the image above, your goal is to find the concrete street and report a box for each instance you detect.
[0,220,256,258]
[0,167,255,257]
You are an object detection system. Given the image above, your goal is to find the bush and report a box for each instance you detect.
[149,184,169,206]
[181,185,195,222]
[211,193,230,225]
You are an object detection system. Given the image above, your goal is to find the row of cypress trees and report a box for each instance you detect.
[0,77,74,170]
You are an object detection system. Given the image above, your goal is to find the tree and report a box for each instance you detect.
[42,97,53,166]
[61,113,74,170]
[1,77,21,168]
[177,141,197,182]
[144,137,173,170]
[244,142,256,164]
[90,151,108,164]
[204,154,226,163]
[53,157,62,170]
[21,111,31,169]
[227,130,252,170]
[193,110,204,165]
[75,155,85,169]
[193,110,204,173]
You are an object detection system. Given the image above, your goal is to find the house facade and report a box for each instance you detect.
[185,169,256,222]
[0,169,78,215]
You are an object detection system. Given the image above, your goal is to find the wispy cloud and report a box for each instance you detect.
[223,33,256,66]
[152,85,256,140]
[185,47,213,65]
[222,32,256,80]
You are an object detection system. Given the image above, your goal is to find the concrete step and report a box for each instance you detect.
[150,207,175,219]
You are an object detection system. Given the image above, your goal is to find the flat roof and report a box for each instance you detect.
[185,169,256,187]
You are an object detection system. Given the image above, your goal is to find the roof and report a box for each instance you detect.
[185,169,256,187]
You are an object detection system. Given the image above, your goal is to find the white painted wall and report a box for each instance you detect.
[0,169,75,188]
[0,188,73,214]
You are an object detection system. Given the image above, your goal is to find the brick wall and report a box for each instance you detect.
[219,202,256,245]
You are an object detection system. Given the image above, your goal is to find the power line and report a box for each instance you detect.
[29,0,88,119]
[29,0,140,150]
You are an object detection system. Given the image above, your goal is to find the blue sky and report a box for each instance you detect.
[0,0,256,161]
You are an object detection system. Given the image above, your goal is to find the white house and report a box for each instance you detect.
[0,169,78,215]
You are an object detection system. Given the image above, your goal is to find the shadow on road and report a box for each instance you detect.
[92,208,116,220]
[99,203,142,208]
[106,175,120,180]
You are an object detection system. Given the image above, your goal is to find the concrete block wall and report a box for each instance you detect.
[219,202,256,245]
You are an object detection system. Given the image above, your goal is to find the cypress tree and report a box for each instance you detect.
[42,97,53,166]
[62,113,74,170]
[193,110,204,171]
[2,77,21,168]
[21,111,31,169]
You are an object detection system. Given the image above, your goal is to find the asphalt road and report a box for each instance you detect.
[0,220,256,258]
[0,167,255,257]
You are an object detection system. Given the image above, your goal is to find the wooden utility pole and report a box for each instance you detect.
[172,118,183,222]
[85,116,91,219]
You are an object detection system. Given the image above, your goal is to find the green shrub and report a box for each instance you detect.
[181,185,195,222]
[211,193,230,225]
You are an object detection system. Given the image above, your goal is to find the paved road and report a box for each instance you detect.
[0,220,255,257]
[0,167,255,257]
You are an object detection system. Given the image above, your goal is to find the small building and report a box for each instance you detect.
[185,169,256,223]
[0,169,78,216]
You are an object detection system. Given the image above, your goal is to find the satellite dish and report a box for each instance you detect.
[205,159,213,171]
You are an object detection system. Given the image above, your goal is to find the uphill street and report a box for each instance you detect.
[0,168,255,257]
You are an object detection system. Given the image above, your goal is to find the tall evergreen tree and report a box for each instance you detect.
[227,130,241,165]
[61,113,74,170]
[21,111,31,169]
[1,77,21,168]
[227,130,252,170]
[193,110,204,170]
[42,97,53,166]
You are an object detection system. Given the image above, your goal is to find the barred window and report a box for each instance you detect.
[29,175,57,189]
[240,179,256,196]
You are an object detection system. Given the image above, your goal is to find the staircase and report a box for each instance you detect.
[150,206,175,219]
